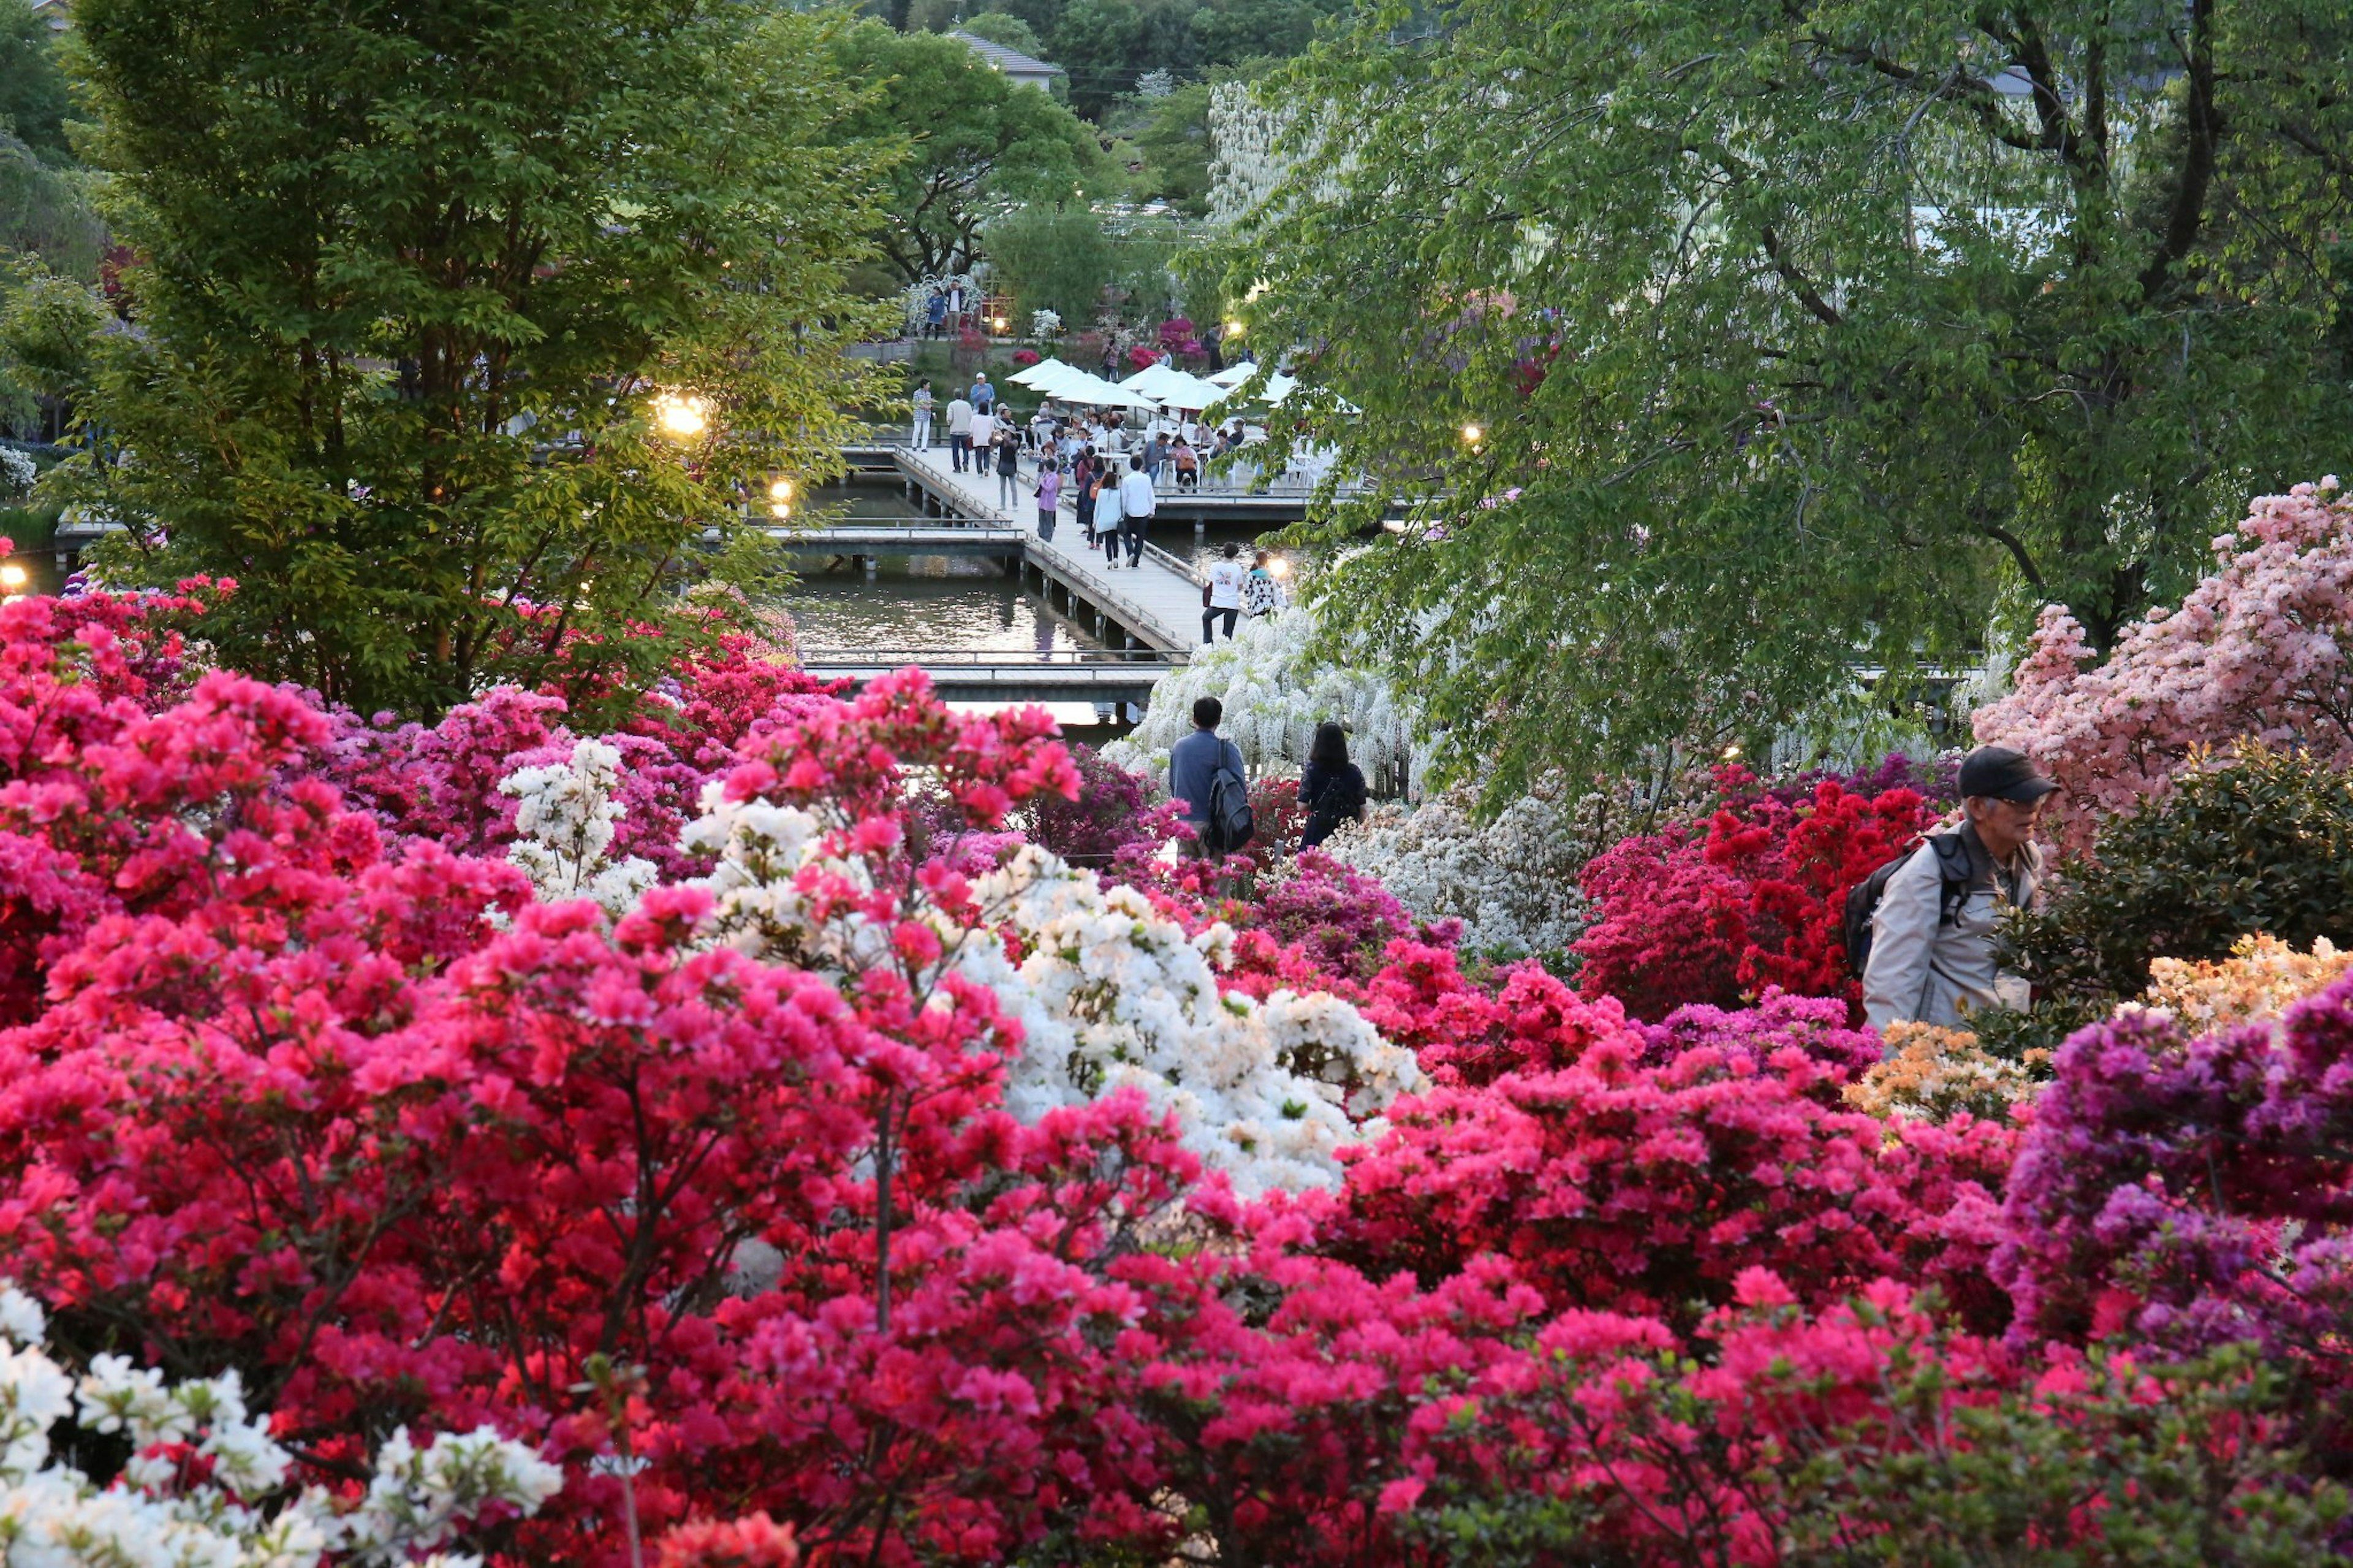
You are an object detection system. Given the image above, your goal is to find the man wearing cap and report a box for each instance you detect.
[1862,746,2057,1032]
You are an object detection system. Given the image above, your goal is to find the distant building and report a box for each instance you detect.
[30,0,71,30]
[949,30,1061,93]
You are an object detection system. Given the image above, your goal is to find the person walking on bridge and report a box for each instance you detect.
[1093,463,1125,564]
[1202,541,1246,643]
[994,431,1021,512]
[1034,460,1062,542]
[945,392,973,472]
[1117,456,1156,568]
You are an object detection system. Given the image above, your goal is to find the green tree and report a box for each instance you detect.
[17,1,891,716]
[957,10,1046,56]
[1128,80,1213,214]
[831,21,1104,282]
[983,203,1112,325]
[0,0,72,165]
[1224,0,2353,800]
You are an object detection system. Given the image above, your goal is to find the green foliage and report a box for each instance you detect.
[830,21,1104,282]
[1776,1346,2351,1566]
[0,142,102,279]
[0,0,72,165]
[982,204,1112,325]
[957,11,1045,56]
[1126,81,1214,215]
[1975,744,2353,1058]
[15,1,892,717]
[1222,0,2353,803]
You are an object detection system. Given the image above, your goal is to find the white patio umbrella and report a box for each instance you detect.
[1207,361,1259,386]
[1205,370,1299,406]
[1058,371,1161,409]
[1008,357,1076,388]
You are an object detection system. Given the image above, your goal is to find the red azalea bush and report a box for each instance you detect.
[1574,764,1936,1021]
[8,564,2353,1564]
[1010,347,1041,367]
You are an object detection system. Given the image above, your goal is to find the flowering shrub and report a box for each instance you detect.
[1974,478,2353,846]
[1247,771,1306,852]
[1574,765,1932,1021]
[1307,1012,2014,1331]
[12,571,2353,1562]
[1028,308,1061,339]
[1996,975,2353,1463]
[0,1281,561,1564]
[1126,343,1161,369]
[2139,933,2353,1033]
[1010,347,1041,367]
[1846,1022,2048,1123]
[1323,774,1597,957]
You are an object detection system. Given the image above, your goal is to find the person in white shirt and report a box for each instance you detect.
[945,395,974,472]
[1202,540,1247,642]
[1116,456,1156,567]
[969,407,996,455]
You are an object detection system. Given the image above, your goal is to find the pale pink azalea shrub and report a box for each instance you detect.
[1974,478,2353,844]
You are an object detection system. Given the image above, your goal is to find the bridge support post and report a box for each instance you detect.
[862,555,878,581]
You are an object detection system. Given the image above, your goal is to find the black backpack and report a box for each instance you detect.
[1205,757,1256,854]
[1306,768,1366,840]
[1843,833,1973,976]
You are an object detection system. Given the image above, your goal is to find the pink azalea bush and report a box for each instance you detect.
[1975,477,2353,845]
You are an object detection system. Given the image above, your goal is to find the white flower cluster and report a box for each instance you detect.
[1029,309,1063,339]
[499,740,657,918]
[678,781,1425,1195]
[1321,778,1599,958]
[0,1282,561,1568]
[0,447,35,504]
[1103,607,1415,793]
[961,847,1426,1197]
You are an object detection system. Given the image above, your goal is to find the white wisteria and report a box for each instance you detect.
[0,1281,561,1568]
[1103,607,1415,790]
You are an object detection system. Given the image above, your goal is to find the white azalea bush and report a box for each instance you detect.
[675,786,1426,1197]
[499,739,657,917]
[1321,776,1601,958]
[1104,607,1414,790]
[0,1282,561,1567]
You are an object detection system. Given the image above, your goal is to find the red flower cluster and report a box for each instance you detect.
[1575,767,1934,1021]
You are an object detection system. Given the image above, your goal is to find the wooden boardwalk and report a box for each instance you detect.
[890,445,1213,652]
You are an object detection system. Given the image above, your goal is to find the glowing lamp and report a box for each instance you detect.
[653,392,708,441]
[769,477,794,501]
[1460,423,1483,445]
[0,562,26,590]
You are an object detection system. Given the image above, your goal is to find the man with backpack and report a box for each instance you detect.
[1857,745,2057,1032]
[1167,695,1251,858]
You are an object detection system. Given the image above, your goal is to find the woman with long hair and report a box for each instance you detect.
[1299,721,1368,851]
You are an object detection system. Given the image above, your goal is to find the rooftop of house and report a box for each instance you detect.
[948,30,1061,81]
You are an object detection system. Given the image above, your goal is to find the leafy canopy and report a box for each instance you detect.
[1222,0,2353,800]
[16,0,893,717]
[828,20,1105,283]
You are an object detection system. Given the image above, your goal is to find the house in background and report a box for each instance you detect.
[30,0,71,30]
[948,30,1061,93]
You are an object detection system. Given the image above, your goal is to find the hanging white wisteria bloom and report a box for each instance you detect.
[0,1281,561,1568]
[499,739,657,917]
[1103,607,1415,792]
